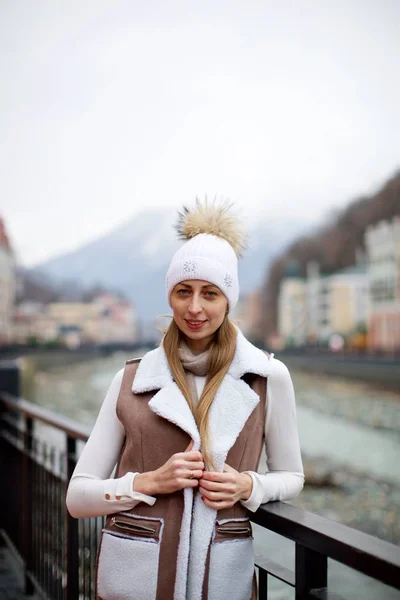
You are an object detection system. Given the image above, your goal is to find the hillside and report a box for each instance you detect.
[258,171,400,339]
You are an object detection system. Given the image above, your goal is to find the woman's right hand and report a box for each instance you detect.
[133,440,204,496]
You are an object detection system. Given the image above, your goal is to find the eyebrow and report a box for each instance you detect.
[177,283,218,290]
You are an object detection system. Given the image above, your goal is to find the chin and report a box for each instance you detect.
[186,330,209,338]
[184,327,210,338]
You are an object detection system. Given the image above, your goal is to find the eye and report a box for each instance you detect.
[177,288,190,296]
[204,290,218,298]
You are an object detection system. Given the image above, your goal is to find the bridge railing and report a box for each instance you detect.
[0,361,399,600]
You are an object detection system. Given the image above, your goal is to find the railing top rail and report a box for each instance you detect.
[0,392,91,441]
[253,501,400,589]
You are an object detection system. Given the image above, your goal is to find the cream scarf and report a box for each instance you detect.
[178,342,210,405]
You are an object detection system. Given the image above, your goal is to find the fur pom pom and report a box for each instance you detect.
[175,197,248,257]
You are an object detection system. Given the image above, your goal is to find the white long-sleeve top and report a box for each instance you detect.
[66,359,304,518]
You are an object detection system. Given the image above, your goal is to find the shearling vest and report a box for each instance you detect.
[96,358,267,600]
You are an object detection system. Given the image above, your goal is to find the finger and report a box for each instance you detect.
[180,478,199,489]
[183,452,204,463]
[198,479,229,492]
[199,481,235,497]
[199,488,230,501]
[186,469,204,480]
[201,496,233,510]
[201,471,231,482]
[182,460,205,472]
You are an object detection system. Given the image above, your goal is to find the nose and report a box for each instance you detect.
[188,294,202,315]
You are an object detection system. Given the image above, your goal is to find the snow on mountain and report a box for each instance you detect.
[30,208,312,325]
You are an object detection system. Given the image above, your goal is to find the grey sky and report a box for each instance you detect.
[1,0,399,266]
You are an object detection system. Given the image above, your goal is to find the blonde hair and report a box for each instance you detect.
[163,317,236,469]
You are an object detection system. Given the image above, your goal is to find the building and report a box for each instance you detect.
[365,217,400,352]
[12,301,59,345]
[278,258,369,347]
[325,265,369,341]
[234,291,263,341]
[278,263,307,346]
[11,292,139,348]
[88,293,139,345]
[0,218,16,346]
[46,293,138,346]
[46,302,98,345]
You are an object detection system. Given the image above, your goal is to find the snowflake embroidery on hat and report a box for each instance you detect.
[183,260,197,274]
[224,273,233,288]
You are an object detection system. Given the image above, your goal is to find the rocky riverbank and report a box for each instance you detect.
[291,368,400,436]
[289,370,400,545]
[297,457,400,545]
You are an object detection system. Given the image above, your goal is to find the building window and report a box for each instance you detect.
[371,279,396,303]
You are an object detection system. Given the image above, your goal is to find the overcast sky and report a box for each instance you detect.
[1,0,399,267]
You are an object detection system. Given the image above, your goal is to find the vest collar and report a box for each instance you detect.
[132,327,274,395]
[131,326,274,464]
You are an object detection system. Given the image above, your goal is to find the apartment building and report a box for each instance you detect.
[278,260,369,347]
[365,217,400,352]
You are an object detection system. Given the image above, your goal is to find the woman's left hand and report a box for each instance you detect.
[198,464,253,509]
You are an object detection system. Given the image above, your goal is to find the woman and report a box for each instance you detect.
[66,200,304,600]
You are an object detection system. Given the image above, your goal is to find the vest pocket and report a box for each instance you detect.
[214,519,252,541]
[208,518,254,600]
[96,512,163,600]
[107,514,162,541]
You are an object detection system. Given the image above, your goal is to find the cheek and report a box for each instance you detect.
[208,300,227,322]
[170,297,185,320]
[172,304,185,320]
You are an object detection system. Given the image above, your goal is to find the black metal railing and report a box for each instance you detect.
[1,361,400,600]
[0,360,99,600]
[0,390,98,599]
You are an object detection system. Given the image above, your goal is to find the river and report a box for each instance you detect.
[22,351,400,599]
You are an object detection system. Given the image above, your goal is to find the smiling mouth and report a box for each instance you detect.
[185,319,207,329]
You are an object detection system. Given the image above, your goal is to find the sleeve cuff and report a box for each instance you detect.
[240,471,264,512]
[103,472,156,506]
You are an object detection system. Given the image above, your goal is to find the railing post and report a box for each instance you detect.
[0,399,5,550]
[295,543,327,599]
[0,360,20,534]
[22,415,34,594]
[66,435,79,600]
[258,567,268,598]
[0,360,20,397]
[0,361,21,559]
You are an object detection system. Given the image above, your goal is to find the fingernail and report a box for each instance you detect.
[201,496,205,501]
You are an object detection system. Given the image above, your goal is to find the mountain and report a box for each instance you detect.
[30,208,311,327]
[16,268,60,304]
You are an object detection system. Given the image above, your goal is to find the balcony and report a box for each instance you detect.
[0,361,399,599]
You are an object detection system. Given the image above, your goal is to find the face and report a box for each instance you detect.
[170,279,228,353]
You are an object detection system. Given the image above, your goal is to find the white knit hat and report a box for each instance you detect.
[166,200,246,311]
